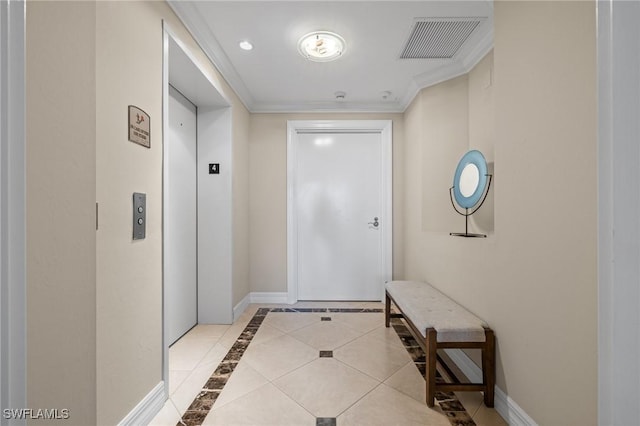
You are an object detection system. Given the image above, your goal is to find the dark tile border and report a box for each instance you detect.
[316,417,337,426]
[269,307,382,313]
[390,315,477,426]
[177,307,270,425]
[176,307,474,426]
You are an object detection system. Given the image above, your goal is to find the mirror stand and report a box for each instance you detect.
[449,212,486,238]
[449,174,492,238]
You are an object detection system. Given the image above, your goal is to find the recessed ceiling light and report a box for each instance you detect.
[298,31,345,62]
[239,40,253,51]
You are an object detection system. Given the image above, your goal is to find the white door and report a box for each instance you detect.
[166,86,197,344]
[293,126,391,300]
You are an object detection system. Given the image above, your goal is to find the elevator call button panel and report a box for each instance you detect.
[133,192,146,240]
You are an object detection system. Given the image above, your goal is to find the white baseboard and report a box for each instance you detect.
[233,293,251,322]
[232,292,291,320]
[249,292,289,304]
[118,381,165,426]
[444,349,538,426]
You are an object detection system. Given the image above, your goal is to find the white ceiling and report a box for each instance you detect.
[169,1,494,113]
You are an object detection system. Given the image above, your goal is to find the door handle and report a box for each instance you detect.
[368,217,379,228]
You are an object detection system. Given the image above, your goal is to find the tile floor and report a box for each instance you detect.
[149,302,507,426]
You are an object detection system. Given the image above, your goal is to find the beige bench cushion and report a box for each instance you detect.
[386,280,487,343]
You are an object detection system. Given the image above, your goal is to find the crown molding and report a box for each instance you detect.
[169,1,493,114]
[249,101,405,114]
[168,1,255,111]
[399,20,493,111]
[460,20,494,70]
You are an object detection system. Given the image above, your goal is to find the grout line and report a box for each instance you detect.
[330,352,389,383]
[467,398,483,418]
[331,380,386,420]
[390,316,477,426]
[268,376,318,420]
[168,398,183,421]
[175,307,270,425]
[174,306,409,426]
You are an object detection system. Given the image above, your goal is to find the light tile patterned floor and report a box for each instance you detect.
[149,302,507,426]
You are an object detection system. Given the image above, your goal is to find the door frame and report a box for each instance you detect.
[0,0,26,420]
[596,0,640,423]
[286,120,393,303]
[162,22,233,399]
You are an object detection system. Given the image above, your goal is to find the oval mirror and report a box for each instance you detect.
[459,163,480,197]
[453,150,488,209]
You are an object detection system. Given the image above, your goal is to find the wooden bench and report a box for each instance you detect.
[385,280,495,408]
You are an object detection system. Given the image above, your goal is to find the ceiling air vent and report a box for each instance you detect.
[400,18,484,59]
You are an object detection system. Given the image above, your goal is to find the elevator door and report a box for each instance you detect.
[166,85,197,345]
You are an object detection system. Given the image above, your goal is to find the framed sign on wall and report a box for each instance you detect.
[128,105,150,148]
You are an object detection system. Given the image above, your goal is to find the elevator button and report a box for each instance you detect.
[133,192,146,240]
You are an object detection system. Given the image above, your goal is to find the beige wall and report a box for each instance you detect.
[27,1,250,424]
[420,74,470,234]
[26,2,97,424]
[419,53,495,236]
[403,2,597,424]
[233,102,251,306]
[249,113,405,295]
[95,2,250,423]
[95,2,163,423]
[494,2,597,421]
[25,0,597,423]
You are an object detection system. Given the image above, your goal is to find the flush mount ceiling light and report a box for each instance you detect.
[239,40,253,51]
[298,31,345,62]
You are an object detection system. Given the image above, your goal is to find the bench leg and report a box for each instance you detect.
[385,292,391,327]
[425,328,437,408]
[482,329,496,407]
